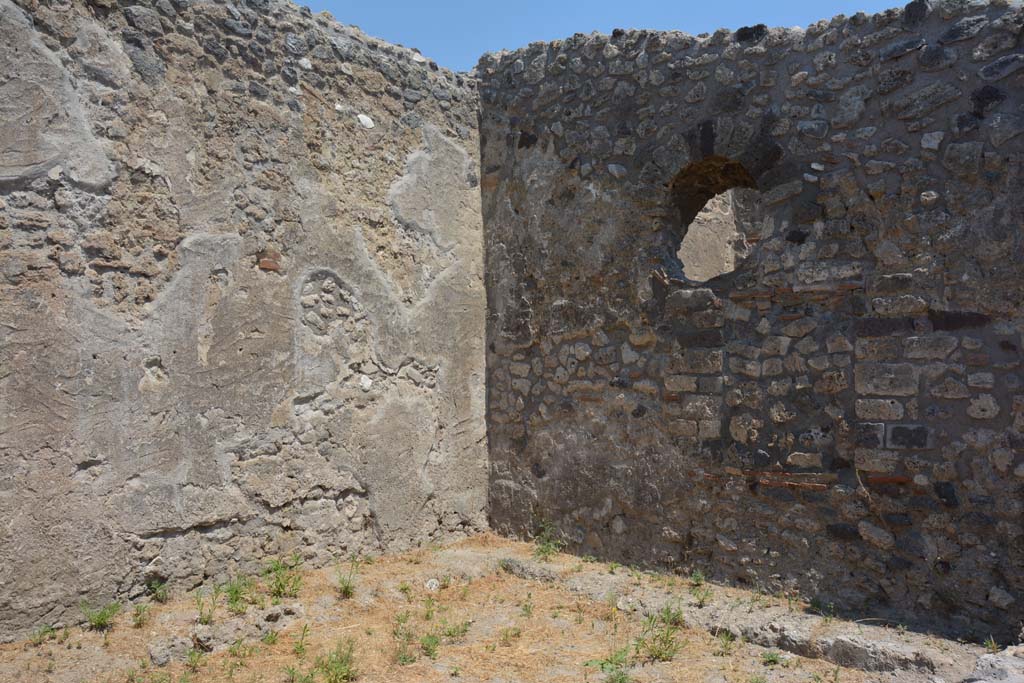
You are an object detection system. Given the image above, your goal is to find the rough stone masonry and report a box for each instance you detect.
[0,0,1022,644]
[479,0,1024,640]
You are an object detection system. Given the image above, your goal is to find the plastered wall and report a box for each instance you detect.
[0,0,486,637]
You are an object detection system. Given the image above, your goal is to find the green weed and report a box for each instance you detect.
[147,580,169,604]
[690,585,713,608]
[422,597,437,621]
[315,639,358,683]
[284,666,315,683]
[29,624,56,646]
[712,629,736,656]
[810,598,836,624]
[658,603,684,627]
[499,627,522,646]
[185,648,204,673]
[441,620,470,641]
[264,554,303,599]
[811,667,842,683]
[81,602,121,631]
[520,592,534,617]
[132,604,151,628]
[194,587,221,625]
[584,647,632,683]
[336,555,360,600]
[533,520,565,561]
[393,612,417,665]
[222,576,256,615]
[420,633,440,660]
[633,615,682,663]
[293,624,310,657]
[228,639,257,660]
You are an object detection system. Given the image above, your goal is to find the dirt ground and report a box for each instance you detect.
[0,534,977,683]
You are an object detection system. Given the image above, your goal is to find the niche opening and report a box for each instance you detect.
[669,156,760,284]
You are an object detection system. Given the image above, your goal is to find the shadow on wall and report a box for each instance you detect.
[479,0,1024,642]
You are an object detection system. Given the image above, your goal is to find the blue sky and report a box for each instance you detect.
[301,0,904,72]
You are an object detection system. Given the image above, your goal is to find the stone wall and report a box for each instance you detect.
[3,0,1023,644]
[479,0,1024,638]
[0,0,486,637]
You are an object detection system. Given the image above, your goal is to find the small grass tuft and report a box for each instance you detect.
[336,555,360,600]
[658,603,685,628]
[293,624,311,657]
[422,597,437,621]
[520,592,534,617]
[419,633,440,660]
[533,520,565,561]
[264,554,303,599]
[810,597,836,623]
[499,627,522,647]
[585,647,633,683]
[284,666,315,683]
[146,580,169,604]
[712,629,737,656]
[392,612,417,665]
[185,648,204,673]
[633,614,682,663]
[228,638,257,660]
[315,639,358,683]
[222,576,257,615]
[761,650,782,666]
[29,624,56,646]
[441,620,471,641]
[132,603,151,628]
[81,601,121,631]
[690,585,713,608]
[194,587,220,625]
